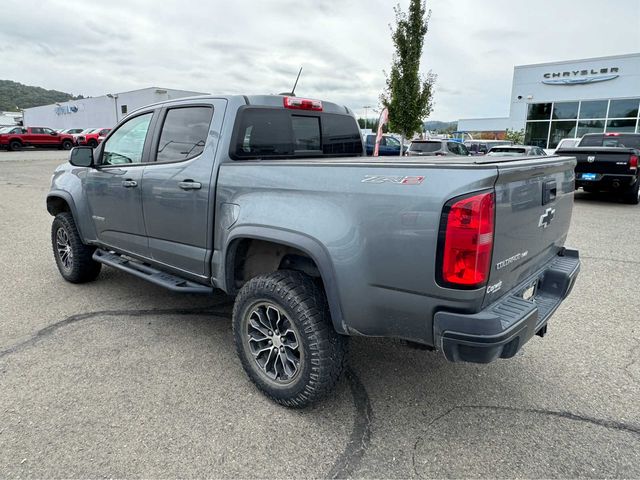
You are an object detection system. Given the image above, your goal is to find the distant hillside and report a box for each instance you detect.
[424,120,458,132]
[0,80,83,111]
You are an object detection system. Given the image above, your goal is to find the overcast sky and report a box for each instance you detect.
[2,0,639,121]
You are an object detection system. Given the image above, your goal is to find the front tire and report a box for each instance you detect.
[61,139,73,150]
[232,271,347,408]
[622,179,640,205]
[8,140,22,151]
[51,212,102,283]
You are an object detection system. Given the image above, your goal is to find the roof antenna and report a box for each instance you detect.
[280,67,303,96]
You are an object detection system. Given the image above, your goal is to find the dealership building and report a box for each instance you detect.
[458,52,640,148]
[22,87,207,130]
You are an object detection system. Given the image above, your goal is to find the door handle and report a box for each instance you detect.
[178,180,202,190]
[122,179,138,188]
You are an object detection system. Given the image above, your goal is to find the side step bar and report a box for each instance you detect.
[92,249,213,294]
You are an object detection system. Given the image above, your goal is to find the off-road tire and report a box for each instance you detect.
[51,212,101,283]
[61,139,73,150]
[8,140,22,151]
[232,270,347,408]
[622,179,640,205]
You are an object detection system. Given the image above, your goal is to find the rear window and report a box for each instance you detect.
[409,141,441,152]
[231,107,362,159]
[578,134,640,149]
[490,147,526,154]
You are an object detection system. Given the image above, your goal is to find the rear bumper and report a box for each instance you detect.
[434,249,580,363]
[575,173,635,189]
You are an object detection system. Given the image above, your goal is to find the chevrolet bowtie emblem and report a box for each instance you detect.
[538,207,555,229]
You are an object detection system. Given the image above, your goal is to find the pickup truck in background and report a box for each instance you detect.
[556,132,640,204]
[76,128,111,147]
[0,127,75,151]
[47,94,580,407]
[363,133,407,156]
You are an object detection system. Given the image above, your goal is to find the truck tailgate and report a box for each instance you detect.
[483,156,576,307]
[559,147,636,177]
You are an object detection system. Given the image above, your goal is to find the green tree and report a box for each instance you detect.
[381,0,436,154]
[504,128,525,144]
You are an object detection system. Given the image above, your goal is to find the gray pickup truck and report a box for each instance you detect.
[47,95,580,407]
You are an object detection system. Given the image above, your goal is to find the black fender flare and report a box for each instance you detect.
[223,226,347,335]
[46,191,86,243]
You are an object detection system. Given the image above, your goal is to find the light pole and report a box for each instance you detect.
[363,105,372,130]
[107,93,119,124]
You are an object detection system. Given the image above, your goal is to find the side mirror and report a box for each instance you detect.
[50,131,58,136]
[69,146,94,167]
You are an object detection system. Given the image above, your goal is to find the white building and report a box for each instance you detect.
[22,87,207,130]
[0,111,22,126]
[458,53,640,148]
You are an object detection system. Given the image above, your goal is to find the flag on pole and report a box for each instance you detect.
[373,108,389,157]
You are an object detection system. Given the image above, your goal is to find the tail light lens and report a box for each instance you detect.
[439,191,495,288]
[630,155,638,171]
[283,96,323,111]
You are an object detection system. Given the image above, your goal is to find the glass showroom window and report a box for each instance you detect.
[527,103,552,121]
[525,121,550,148]
[552,102,579,120]
[608,98,639,119]
[549,121,578,149]
[578,100,608,120]
[577,120,605,137]
[606,119,637,133]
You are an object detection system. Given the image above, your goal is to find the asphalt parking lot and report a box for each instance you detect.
[0,149,639,478]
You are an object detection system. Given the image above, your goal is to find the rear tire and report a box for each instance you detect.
[8,140,22,151]
[61,139,73,150]
[88,139,98,148]
[232,270,347,408]
[51,212,102,283]
[622,179,640,205]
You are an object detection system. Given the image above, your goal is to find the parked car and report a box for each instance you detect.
[407,139,470,156]
[486,145,547,157]
[364,134,406,156]
[465,140,512,155]
[556,132,640,204]
[47,94,580,407]
[0,126,75,151]
[76,128,111,147]
[60,128,84,135]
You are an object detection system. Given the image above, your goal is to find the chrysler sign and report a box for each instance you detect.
[542,67,619,85]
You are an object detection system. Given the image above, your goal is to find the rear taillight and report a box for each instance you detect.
[283,96,323,111]
[439,191,495,288]
[630,155,638,171]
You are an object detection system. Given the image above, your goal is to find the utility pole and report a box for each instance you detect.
[363,105,372,130]
[107,93,119,124]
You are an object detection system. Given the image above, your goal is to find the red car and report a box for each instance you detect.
[76,128,111,147]
[0,127,75,151]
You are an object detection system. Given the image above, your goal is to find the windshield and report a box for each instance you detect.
[409,142,441,152]
[578,134,640,149]
[80,128,96,134]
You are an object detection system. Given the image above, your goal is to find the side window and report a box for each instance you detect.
[43,128,55,135]
[102,112,153,165]
[386,137,400,148]
[458,143,469,155]
[447,142,458,154]
[156,106,213,163]
[31,127,44,134]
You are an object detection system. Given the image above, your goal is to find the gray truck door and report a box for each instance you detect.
[141,100,226,277]
[84,111,156,257]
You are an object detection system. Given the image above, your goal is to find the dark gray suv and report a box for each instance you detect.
[407,140,470,156]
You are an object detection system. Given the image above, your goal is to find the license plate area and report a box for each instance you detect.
[581,173,597,181]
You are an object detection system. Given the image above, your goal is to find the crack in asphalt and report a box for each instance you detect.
[0,305,374,479]
[623,336,640,382]
[580,254,640,266]
[327,367,373,479]
[412,404,640,478]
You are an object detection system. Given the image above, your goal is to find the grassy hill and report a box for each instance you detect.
[0,80,83,111]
